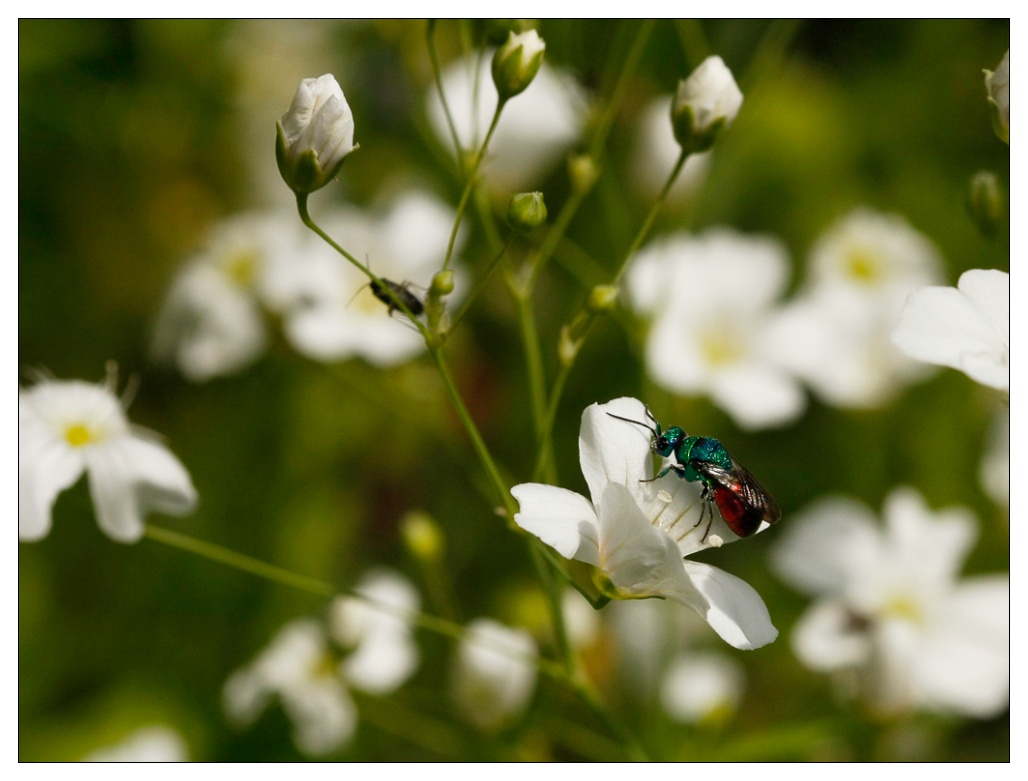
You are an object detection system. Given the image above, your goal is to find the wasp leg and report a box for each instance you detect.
[692,484,714,542]
[640,463,686,483]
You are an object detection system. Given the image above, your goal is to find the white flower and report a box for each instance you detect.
[426,53,586,191]
[223,619,358,756]
[890,269,1009,391]
[627,229,805,430]
[452,618,537,732]
[224,569,420,756]
[660,651,745,725]
[771,488,1009,718]
[984,50,1009,144]
[511,397,777,650]
[492,29,546,101]
[278,189,464,365]
[19,374,197,544]
[630,96,712,201]
[83,725,189,762]
[805,208,944,319]
[276,74,357,194]
[152,211,303,382]
[769,208,944,407]
[671,55,743,153]
[329,569,420,695]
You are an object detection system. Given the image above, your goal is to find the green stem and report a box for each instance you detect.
[426,20,465,179]
[516,290,548,449]
[144,525,335,598]
[428,347,516,518]
[611,148,688,286]
[447,234,515,335]
[443,101,506,271]
[294,194,430,340]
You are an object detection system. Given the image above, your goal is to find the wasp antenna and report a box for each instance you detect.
[605,411,655,433]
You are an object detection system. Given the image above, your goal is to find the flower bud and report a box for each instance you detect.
[507,192,547,232]
[984,50,1009,144]
[966,170,1005,237]
[400,510,445,563]
[430,269,455,297]
[585,284,618,314]
[567,153,599,195]
[671,56,743,155]
[491,30,546,103]
[276,74,358,194]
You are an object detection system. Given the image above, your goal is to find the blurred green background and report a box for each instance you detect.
[19,19,1008,761]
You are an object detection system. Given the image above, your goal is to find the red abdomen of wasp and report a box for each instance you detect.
[711,484,765,538]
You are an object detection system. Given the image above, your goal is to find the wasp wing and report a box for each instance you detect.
[691,458,781,525]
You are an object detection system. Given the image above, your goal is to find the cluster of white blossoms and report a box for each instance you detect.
[152,189,464,380]
[771,488,1008,718]
[627,228,805,430]
[223,570,420,757]
[627,208,947,427]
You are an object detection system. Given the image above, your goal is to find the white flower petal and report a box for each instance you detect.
[511,483,599,565]
[660,651,745,723]
[683,560,778,650]
[283,680,357,756]
[790,599,871,671]
[891,269,1009,390]
[770,496,882,597]
[18,420,84,540]
[597,484,704,611]
[452,618,537,732]
[122,435,198,516]
[578,397,654,502]
[914,575,1009,717]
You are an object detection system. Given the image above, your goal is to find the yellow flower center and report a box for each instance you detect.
[225,249,259,288]
[881,594,922,624]
[845,247,883,286]
[700,330,743,367]
[64,423,96,448]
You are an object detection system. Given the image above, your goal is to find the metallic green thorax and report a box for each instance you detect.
[657,429,732,484]
[681,436,732,483]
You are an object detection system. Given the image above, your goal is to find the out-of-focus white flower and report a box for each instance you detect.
[891,269,1009,392]
[19,374,197,544]
[671,56,743,154]
[805,208,944,320]
[277,189,463,365]
[452,618,537,732]
[769,208,944,408]
[660,651,745,725]
[276,74,357,194]
[426,53,586,191]
[223,619,357,757]
[630,96,712,202]
[984,50,1009,144]
[511,397,777,650]
[627,229,805,430]
[83,725,189,762]
[492,29,546,102]
[152,211,303,382]
[771,488,1009,718]
[980,411,1009,508]
[224,570,420,756]
[329,570,420,695]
